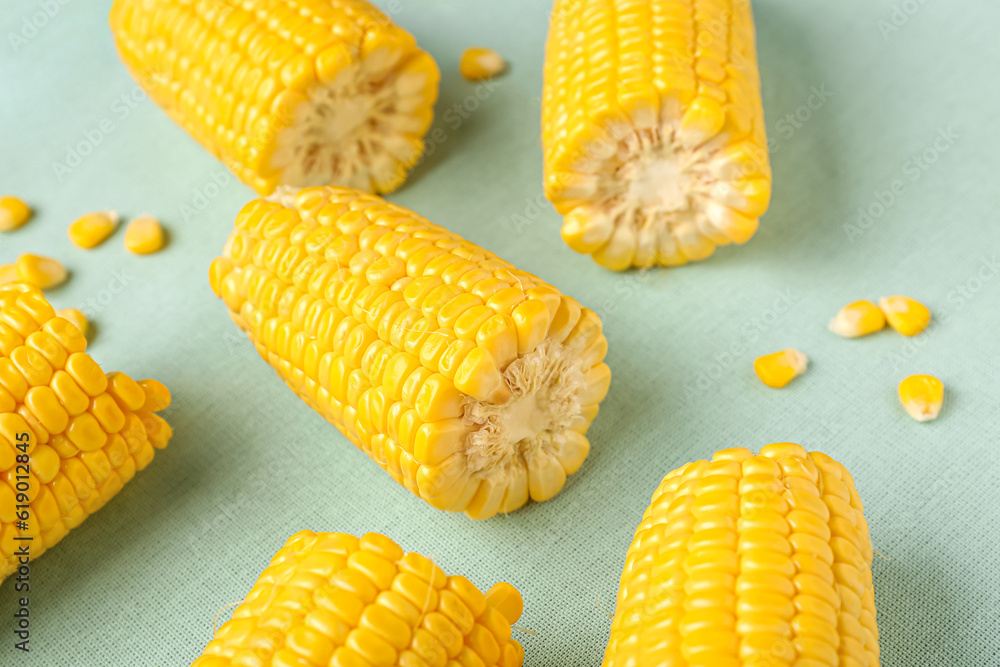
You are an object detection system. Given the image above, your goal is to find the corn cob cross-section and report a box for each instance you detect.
[604,443,879,666]
[211,187,610,519]
[0,283,172,582]
[191,530,525,667]
[542,0,772,270]
[110,0,439,195]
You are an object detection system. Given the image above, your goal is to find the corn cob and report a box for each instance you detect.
[191,530,525,667]
[210,187,610,519]
[0,283,172,582]
[109,0,440,196]
[542,0,771,270]
[604,443,879,666]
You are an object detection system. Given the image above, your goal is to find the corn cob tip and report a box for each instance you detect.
[604,444,879,665]
[215,187,610,519]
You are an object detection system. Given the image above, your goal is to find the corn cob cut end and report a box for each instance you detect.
[0,283,172,581]
[214,187,610,519]
[543,0,771,270]
[191,530,525,667]
[604,443,880,666]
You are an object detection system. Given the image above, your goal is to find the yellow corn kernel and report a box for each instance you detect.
[67,211,118,249]
[542,0,771,270]
[189,531,524,667]
[898,374,944,422]
[879,295,930,336]
[829,299,886,338]
[0,196,31,232]
[124,215,165,255]
[459,47,506,81]
[604,444,879,666]
[0,264,18,285]
[212,187,610,518]
[754,348,808,388]
[109,0,440,196]
[0,283,172,582]
[16,253,68,289]
[58,308,89,339]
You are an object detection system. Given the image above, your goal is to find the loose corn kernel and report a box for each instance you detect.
[0,196,31,231]
[67,211,118,249]
[58,308,89,338]
[16,253,68,289]
[879,295,930,336]
[459,47,506,81]
[829,299,886,338]
[189,531,525,667]
[0,264,18,285]
[604,444,879,665]
[0,283,172,582]
[124,215,165,255]
[753,348,808,388]
[898,374,944,422]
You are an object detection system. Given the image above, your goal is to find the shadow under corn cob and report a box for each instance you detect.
[211,187,611,519]
[0,283,172,581]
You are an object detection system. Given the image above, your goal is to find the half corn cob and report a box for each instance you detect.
[542,0,771,270]
[0,283,172,581]
[110,0,439,195]
[604,443,879,666]
[210,187,610,519]
[190,530,525,667]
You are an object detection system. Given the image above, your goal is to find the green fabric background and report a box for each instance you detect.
[1,0,999,664]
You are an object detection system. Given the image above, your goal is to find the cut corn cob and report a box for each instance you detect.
[67,211,118,249]
[190,530,525,667]
[829,300,886,338]
[0,283,172,582]
[542,0,771,270]
[211,187,610,519]
[754,349,807,389]
[16,253,68,289]
[124,215,166,255]
[109,0,440,196]
[898,374,943,422]
[604,443,880,666]
[878,296,930,337]
[460,47,506,81]
[0,196,31,232]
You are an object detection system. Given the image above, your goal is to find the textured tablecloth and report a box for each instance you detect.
[1,0,998,664]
